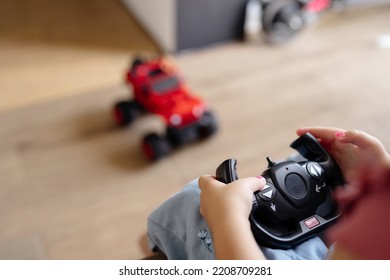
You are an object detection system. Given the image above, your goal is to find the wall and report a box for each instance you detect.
[121,0,176,52]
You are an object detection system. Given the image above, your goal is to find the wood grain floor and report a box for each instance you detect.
[0,2,390,259]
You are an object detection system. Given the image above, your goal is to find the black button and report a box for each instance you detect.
[306,162,324,180]
[285,173,307,199]
[256,183,276,202]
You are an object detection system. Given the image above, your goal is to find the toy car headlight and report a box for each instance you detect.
[192,105,204,118]
[169,114,182,126]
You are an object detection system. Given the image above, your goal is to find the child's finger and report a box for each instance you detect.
[235,176,266,193]
[297,127,344,142]
[198,175,224,190]
[336,129,381,149]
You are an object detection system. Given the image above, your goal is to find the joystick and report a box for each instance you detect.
[215,133,344,249]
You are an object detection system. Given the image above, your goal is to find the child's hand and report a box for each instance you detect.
[198,175,266,259]
[297,127,390,184]
[198,175,265,232]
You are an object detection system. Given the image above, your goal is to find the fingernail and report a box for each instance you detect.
[256,176,266,183]
[335,131,345,139]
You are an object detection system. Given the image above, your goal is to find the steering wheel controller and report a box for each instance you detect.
[215,133,344,249]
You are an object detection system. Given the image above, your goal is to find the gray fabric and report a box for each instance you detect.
[147,178,328,260]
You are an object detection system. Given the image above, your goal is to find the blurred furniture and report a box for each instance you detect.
[122,0,248,52]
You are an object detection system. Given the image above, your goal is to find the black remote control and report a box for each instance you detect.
[215,133,344,249]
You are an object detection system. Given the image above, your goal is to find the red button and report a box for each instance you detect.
[304,217,320,229]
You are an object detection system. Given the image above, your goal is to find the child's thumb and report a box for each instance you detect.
[242,176,266,193]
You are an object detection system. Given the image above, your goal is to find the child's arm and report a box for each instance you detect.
[198,175,266,260]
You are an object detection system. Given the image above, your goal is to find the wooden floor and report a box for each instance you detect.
[1,2,390,259]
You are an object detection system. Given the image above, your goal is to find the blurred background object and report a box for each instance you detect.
[0,0,390,260]
[123,0,390,51]
[122,0,248,52]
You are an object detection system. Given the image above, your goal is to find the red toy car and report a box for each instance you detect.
[113,56,218,161]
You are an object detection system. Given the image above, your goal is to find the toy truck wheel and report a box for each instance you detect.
[262,0,304,44]
[166,127,191,147]
[198,111,218,138]
[142,133,171,161]
[113,100,141,126]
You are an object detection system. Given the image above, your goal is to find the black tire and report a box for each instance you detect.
[262,0,305,44]
[142,133,171,161]
[198,111,218,138]
[166,126,192,147]
[113,100,141,126]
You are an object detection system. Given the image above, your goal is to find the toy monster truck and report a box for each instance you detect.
[113,57,218,161]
